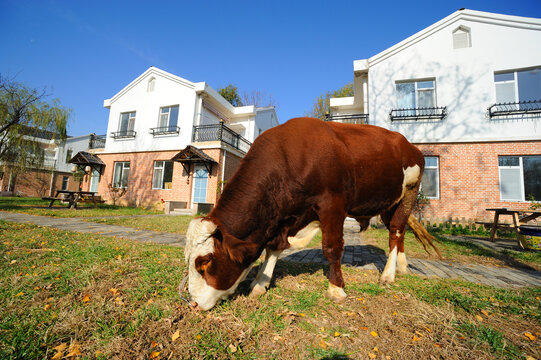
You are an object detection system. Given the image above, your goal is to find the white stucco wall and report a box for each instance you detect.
[366,12,541,143]
[55,135,91,172]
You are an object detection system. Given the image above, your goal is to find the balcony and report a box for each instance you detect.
[325,113,369,124]
[111,130,136,139]
[390,106,447,121]
[150,126,180,136]
[488,99,541,118]
[89,134,106,149]
[192,123,251,153]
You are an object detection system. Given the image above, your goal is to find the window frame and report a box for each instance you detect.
[421,156,440,200]
[65,149,73,163]
[112,161,130,189]
[498,155,541,202]
[395,79,437,109]
[152,160,173,190]
[61,176,69,191]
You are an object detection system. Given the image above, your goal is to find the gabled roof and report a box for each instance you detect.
[171,145,217,164]
[104,67,195,108]
[68,151,105,174]
[355,9,541,70]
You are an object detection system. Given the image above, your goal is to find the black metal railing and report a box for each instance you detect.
[89,134,106,149]
[111,130,136,139]
[192,123,251,153]
[390,106,447,121]
[488,99,541,118]
[324,113,369,124]
[150,126,180,136]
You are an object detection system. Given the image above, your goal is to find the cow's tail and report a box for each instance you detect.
[407,215,442,259]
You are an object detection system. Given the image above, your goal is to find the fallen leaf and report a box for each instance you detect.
[370,331,378,337]
[109,288,119,296]
[373,347,379,352]
[116,255,122,260]
[151,341,159,348]
[481,310,489,317]
[434,343,442,347]
[172,330,180,342]
[65,347,81,357]
[15,292,24,297]
[412,335,421,342]
[228,344,237,353]
[82,294,90,303]
[475,315,483,321]
[51,352,63,360]
[10,260,16,265]
[334,331,340,337]
[526,356,536,360]
[196,334,202,340]
[44,304,51,311]
[149,351,160,359]
[53,343,67,353]
[299,313,305,317]
[360,326,368,330]
[524,332,536,341]
[368,353,376,359]
[319,339,327,349]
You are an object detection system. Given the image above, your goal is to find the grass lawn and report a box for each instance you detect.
[1,220,540,359]
[0,196,161,217]
[90,215,194,234]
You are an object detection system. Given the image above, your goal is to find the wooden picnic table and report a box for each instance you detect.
[485,208,541,249]
[42,190,102,209]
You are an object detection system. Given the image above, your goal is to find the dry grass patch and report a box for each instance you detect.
[89,215,194,234]
[1,220,539,359]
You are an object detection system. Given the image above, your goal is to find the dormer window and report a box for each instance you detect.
[453,26,471,49]
[147,77,156,92]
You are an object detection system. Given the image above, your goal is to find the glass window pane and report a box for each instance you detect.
[421,169,438,198]
[523,156,541,201]
[517,68,541,102]
[425,156,438,168]
[499,168,522,200]
[498,156,519,167]
[396,82,415,109]
[495,82,516,103]
[417,81,434,89]
[417,89,435,108]
[120,113,129,132]
[169,106,179,129]
[494,72,514,82]
[152,168,163,189]
[113,163,123,187]
[122,166,129,188]
[163,161,173,184]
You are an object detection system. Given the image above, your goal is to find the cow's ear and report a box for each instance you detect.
[195,254,213,275]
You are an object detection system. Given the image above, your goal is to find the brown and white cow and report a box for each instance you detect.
[183,117,439,310]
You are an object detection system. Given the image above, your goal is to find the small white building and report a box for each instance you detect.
[97,67,279,209]
[330,9,541,220]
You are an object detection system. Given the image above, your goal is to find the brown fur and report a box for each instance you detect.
[195,117,435,290]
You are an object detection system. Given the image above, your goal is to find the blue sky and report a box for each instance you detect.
[1,0,540,136]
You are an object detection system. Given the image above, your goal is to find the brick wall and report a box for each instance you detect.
[415,140,541,221]
[0,166,79,197]
[96,147,239,209]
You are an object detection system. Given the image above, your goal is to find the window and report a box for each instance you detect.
[495,68,541,104]
[453,26,471,49]
[61,176,69,191]
[392,80,446,120]
[116,112,136,137]
[159,106,179,129]
[112,161,130,188]
[499,156,541,201]
[147,77,155,92]
[65,149,73,163]
[421,156,439,199]
[152,161,173,189]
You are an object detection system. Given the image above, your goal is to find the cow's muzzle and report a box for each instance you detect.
[178,269,201,311]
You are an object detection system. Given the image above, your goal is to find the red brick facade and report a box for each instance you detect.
[415,140,541,221]
[95,147,243,209]
[0,166,78,197]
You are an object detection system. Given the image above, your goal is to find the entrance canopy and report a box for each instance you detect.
[171,145,217,175]
[68,151,105,174]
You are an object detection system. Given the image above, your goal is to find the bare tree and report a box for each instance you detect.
[241,90,278,108]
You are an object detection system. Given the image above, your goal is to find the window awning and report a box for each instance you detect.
[171,145,217,174]
[68,151,105,174]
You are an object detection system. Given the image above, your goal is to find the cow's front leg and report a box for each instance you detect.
[250,249,281,297]
[320,211,347,302]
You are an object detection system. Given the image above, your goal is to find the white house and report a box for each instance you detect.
[330,9,541,220]
[96,67,279,209]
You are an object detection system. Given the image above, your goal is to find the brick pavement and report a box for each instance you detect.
[1,212,540,288]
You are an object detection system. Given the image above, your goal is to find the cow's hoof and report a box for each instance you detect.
[379,273,395,284]
[327,283,347,302]
[249,284,267,297]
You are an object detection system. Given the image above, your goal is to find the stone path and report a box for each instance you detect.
[1,212,540,288]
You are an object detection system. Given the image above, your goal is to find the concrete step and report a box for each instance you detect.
[170,208,195,216]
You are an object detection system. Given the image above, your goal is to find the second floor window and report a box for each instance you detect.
[495,67,541,105]
[119,112,136,134]
[158,105,179,130]
[396,80,436,110]
[152,161,173,189]
[113,161,130,188]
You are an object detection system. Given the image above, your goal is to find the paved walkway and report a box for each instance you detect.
[1,212,540,288]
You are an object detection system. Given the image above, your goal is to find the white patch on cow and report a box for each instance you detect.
[327,283,347,301]
[397,251,408,274]
[380,247,398,283]
[288,221,320,249]
[250,249,282,296]
[395,230,401,238]
[394,165,421,205]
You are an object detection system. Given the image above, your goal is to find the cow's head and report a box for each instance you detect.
[184,218,256,310]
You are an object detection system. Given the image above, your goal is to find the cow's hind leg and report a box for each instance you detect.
[319,205,347,302]
[380,183,420,283]
[250,249,281,297]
